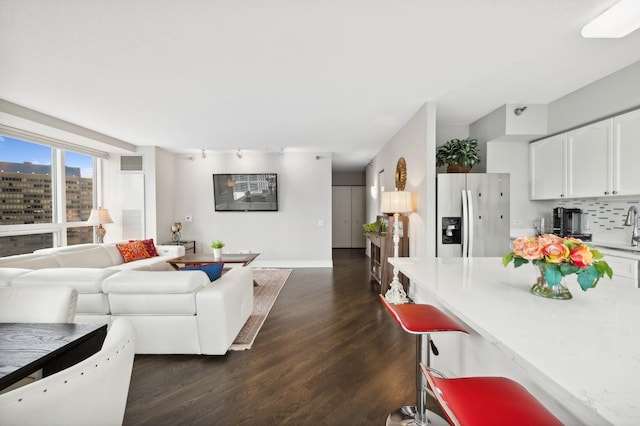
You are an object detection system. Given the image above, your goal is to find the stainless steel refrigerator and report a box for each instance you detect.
[437,173,510,257]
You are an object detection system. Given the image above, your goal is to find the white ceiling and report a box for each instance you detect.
[1,0,639,171]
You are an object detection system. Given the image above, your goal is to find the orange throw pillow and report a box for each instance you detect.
[116,241,151,263]
[129,238,159,257]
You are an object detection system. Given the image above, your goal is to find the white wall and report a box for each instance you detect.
[366,102,437,259]
[153,147,178,243]
[486,140,552,235]
[101,146,177,244]
[548,60,640,134]
[173,151,332,267]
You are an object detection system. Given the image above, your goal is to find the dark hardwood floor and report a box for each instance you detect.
[124,249,441,425]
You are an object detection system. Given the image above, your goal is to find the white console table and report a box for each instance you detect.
[389,257,640,426]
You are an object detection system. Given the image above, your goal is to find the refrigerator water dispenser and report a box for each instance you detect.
[442,217,461,244]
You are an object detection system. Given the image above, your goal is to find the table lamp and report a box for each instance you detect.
[86,207,114,244]
[380,190,413,304]
[171,222,182,242]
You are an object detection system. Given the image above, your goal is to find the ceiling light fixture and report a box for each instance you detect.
[581,0,640,38]
[278,149,284,159]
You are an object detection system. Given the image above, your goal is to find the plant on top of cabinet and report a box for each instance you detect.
[436,137,480,173]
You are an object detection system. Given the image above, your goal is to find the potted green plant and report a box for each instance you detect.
[362,222,377,238]
[211,240,224,259]
[436,137,480,173]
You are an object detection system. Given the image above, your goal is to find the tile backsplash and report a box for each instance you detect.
[555,198,640,244]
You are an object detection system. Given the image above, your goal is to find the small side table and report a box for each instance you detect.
[162,240,196,254]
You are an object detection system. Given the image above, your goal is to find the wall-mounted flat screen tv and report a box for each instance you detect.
[213,173,278,212]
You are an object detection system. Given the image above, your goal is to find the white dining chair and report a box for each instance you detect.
[0,285,78,323]
[0,318,136,426]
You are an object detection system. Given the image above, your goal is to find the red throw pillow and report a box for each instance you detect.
[129,238,159,257]
[117,241,152,263]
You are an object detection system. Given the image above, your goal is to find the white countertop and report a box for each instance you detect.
[389,257,640,426]
[591,242,640,258]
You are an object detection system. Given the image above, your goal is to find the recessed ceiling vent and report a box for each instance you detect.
[120,155,143,172]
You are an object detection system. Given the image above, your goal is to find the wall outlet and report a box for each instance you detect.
[185,215,193,222]
[514,219,523,225]
[318,220,324,227]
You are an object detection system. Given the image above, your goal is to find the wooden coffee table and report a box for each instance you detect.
[167,253,259,270]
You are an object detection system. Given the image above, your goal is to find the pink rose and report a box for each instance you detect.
[513,236,543,260]
[538,233,563,246]
[569,245,593,268]
[542,243,570,263]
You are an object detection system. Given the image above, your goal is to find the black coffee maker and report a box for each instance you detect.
[552,207,591,240]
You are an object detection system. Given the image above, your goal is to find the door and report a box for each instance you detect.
[332,186,351,248]
[467,174,510,257]
[350,186,366,248]
[331,186,366,248]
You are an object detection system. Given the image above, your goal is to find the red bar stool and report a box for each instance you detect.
[380,295,468,426]
[419,363,563,426]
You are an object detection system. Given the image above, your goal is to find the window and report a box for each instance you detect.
[0,137,53,225]
[0,135,100,256]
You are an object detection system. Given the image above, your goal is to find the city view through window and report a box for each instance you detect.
[0,135,96,256]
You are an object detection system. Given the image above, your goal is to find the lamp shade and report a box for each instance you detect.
[86,208,113,224]
[381,191,413,214]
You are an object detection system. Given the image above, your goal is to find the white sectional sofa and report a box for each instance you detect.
[0,243,254,355]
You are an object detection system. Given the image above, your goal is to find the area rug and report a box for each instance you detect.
[229,268,292,351]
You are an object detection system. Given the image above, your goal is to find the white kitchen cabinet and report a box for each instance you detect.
[530,108,640,200]
[529,134,567,200]
[613,109,640,196]
[566,118,611,198]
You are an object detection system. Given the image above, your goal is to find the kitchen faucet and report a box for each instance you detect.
[624,206,640,247]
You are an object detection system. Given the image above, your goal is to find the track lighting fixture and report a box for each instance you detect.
[201,149,206,159]
[236,149,243,159]
[514,106,528,116]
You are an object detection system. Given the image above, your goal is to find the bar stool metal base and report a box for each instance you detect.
[385,406,449,426]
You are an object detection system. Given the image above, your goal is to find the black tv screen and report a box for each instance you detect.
[213,173,278,212]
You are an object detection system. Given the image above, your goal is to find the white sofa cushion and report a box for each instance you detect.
[102,243,126,265]
[102,270,208,294]
[0,268,31,286]
[0,253,60,269]
[54,246,115,268]
[105,256,174,271]
[11,268,119,293]
[34,243,97,254]
[109,293,198,315]
[77,293,111,314]
[103,270,209,316]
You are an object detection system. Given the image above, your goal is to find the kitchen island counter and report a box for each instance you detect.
[389,257,640,425]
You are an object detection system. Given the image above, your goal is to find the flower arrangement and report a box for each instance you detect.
[502,234,613,291]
